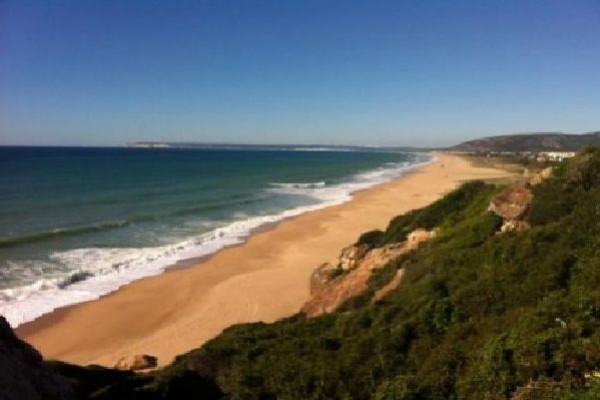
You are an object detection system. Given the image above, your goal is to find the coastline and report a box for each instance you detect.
[16,153,517,367]
[1,152,431,329]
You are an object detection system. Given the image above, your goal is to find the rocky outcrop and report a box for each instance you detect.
[529,167,553,186]
[308,244,369,294]
[310,263,341,294]
[488,185,533,220]
[115,354,158,371]
[338,244,370,271]
[0,316,76,400]
[302,229,434,317]
[488,185,533,232]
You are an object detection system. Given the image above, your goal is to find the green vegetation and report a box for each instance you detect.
[357,180,501,248]
[55,147,600,399]
[451,131,600,152]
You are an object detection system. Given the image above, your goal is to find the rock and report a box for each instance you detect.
[0,316,76,400]
[500,220,531,233]
[489,184,534,234]
[407,228,435,244]
[309,263,341,294]
[361,243,407,271]
[115,354,158,371]
[302,230,433,317]
[309,242,402,297]
[529,167,553,186]
[338,244,370,271]
[488,185,533,221]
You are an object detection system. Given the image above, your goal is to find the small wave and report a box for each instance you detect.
[0,153,435,327]
[0,221,129,248]
[0,196,264,249]
[0,202,330,327]
[270,181,326,189]
[267,157,432,203]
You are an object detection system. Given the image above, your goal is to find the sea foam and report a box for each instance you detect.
[0,154,433,327]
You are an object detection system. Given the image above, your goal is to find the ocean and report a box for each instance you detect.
[0,146,431,327]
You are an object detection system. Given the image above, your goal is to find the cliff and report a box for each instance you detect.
[302,229,434,317]
[4,148,600,399]
[164,148,600,399]
[0,317,75,400]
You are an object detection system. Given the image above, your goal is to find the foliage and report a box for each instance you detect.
[56,147,600,399]
[379,180,498,245]
[356,229,385,249]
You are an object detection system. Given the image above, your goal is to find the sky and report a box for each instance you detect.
[1,0,599,147]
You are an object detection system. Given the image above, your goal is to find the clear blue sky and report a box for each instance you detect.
[1,0,599,147]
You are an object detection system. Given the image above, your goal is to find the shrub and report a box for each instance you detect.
[58,148,600,399]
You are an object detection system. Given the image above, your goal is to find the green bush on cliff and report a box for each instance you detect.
[357,180,499,249]
[57,147,600,399]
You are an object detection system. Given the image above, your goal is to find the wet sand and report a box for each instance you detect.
[17,153,516,367]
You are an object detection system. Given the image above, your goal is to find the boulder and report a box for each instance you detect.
[115,354,157,371]
[338,244,370,271]
[488,185,533,221]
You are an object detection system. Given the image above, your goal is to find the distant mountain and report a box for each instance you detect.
[452,131,600,152]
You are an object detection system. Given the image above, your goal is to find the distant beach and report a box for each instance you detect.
[17,153,516,367]
[0,146,429,327]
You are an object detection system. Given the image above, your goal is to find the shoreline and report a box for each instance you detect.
[3,154,431,329]
[161,159,430,272]
[17,153,517,367]
[10,156,430,330]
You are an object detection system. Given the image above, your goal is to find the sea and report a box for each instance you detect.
[0,146,431,327]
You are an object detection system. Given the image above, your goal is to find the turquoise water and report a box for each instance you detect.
[0,146,430,326]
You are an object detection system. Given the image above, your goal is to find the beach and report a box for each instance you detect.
[17,153,516,367]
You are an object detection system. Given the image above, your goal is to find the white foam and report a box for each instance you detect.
[0,153,433,327]
[270,181,327,189]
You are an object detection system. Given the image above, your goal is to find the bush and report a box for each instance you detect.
[59,148,600,399]
[356,229,384,248]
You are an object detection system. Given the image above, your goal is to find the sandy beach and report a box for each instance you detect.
[17,153,517,367]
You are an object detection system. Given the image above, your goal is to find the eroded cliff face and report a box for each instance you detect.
[528,167,553,186]
[0,317,76,400]
[488,184,533,232]
[302,229,434,317]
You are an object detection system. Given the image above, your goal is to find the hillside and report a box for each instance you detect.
[4,147,600,399]
[452,132,600,152]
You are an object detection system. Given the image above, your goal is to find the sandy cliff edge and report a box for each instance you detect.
[17,153,516,367]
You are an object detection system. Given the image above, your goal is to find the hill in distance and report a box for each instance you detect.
[129,133,600,154]
[452,131,600,152]
[126,142,425,153]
